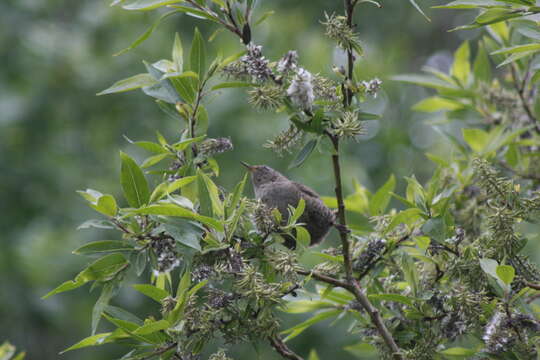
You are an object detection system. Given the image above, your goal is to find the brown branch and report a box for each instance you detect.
[296,269,351,290]
[510,64,539,133]
[269,335,304,360]
[140,342,178,360]
[526,282,540,291]
[309,2,403,359]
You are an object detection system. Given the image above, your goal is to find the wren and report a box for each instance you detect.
[242,162,335,248]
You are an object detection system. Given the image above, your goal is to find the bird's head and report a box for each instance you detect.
[241,162,287,187]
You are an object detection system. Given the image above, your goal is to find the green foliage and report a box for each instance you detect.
[36,0,540,360]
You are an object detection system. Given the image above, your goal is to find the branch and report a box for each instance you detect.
[296,269,351,290]
[510,64,539,133]
[526,282,540,291]
[140,342,178,360]
[269,335,304,360]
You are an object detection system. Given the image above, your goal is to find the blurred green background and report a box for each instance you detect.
[0,0,512,359]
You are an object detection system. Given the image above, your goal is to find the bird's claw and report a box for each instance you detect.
[334,223,351,234]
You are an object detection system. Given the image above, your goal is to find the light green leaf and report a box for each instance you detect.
[189,28,206,80]
[476,8,522,25]
[130,203,224,231]
[120,151,150,208]
[496,265,515,285]
[451,41,471,85]
[211,82,253,91]
[173,33,183,72]
[73,241,135,255]
[473,41,491,83]
[290,138,318,168]
[369,174,396,215]
[295,226,311,248]
[412,96,465,112]
[199,171,224,218]
[133,320,170,335]
[132,284,170,303]
[281,300,335,314]
[97,74,157,95]
[462,128,489,153]
[60,333,113,353]
[368,293,416,307]
[439,347,477,356]
[122,0,182,10]
[281,310,341,341]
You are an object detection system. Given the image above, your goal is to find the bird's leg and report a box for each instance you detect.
[333,222,351,234]
[332,210,351,234]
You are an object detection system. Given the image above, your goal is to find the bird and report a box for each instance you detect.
[241,162,335,248]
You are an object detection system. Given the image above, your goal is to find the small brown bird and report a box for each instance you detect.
[242,162,335,248]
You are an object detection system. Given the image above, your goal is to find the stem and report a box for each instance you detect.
[140,342,178,360]
[269,336,304,360]
[296,269,351,290]
[510,64,539,133]
[322,2,403,358]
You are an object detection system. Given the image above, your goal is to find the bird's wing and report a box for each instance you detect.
[292,181,320,198]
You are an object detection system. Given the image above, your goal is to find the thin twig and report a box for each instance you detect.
[510,64,539,133]
[269,336,304,360]
[140,342,178,360]
[319,2,403,359]
[526,282,540,291]
[296,269,351,290]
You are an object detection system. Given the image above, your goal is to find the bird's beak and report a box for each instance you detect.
[241,161,254,171]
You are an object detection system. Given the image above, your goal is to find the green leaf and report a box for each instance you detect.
[173,33,184,72]
[120,151,150,208]
[439,347,477,356]
[480,258,500,278]
[476,8,522,25]
[368,293,416,307]
[133,320,170,335]
[295,226,311,248]
[199,171,224,218]
[281,300,335,314]
[462,128,489,153]
[92,282,116,335]
[290,138,318,168]
[43,254,128,298]
[491,43,540,55]
[73,241,135,255]
[433,0,501,9]
[281,310,341,341]
[496,265,515,285]
[451,41,471,85]
[412,96,465,112]
[473,41,492,83]
[211,82,253,91]
[78,190,118,216]
[149,176,196,203]
[369,174,396,215]
[158,218,203,251]
[130,203,224,231]
[189,28,206,80]
[122,0,183,10]
[141,153,170,168]
[291,198,306,224]
[97,74,157,95]
[60,333,114,354]
[132,284,170,303]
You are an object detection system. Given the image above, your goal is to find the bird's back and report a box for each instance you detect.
[256,181,334,246]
